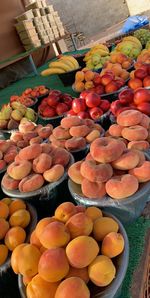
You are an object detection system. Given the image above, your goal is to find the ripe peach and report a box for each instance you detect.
[128,78,143,90]
[122,61,131,69]
[85,152,95,162]
[55,277,90,298]
[4,150,18,164]
[0,244,8,266]
[1,198,12,205]
[26,274,59,298]
[39,221,70,249]
[17,140,29,148]
[66,212,93,239]
[69,125,91,138]
[0,160,6,171]
[11,243,27,273]
[29,136,43,145]
[121,125,148,141]
[0,218,9,240]
[23,131,38,142]
[131,149,146,166]
[38,247,69,282]
[109,124,124,137]
[10,132,23,143]
[53,126,71,140]
[61,117,84,129]
[66,236,99,268]
[18,144,42,160]
[51,147,70,167]
[43,165,64,182]
[41,143,54,154]
[19,121,36,133]
[35,217,56,238]
[5,226,26,251]
[93,217,119,241]
[101,232,125,258]
[129,161,150,182]
[33,153,52,174]
[117,110,143,126]
[66,267,89,284]
[0,140,10,153]
[7,160,32,180]
[81,178,106,199]
[65,137,86,151]
[81,160,113,183]
[38,126,52,139]
[86,129,100,143]
[68,161,84,184]
[140,114,150,129]
[18,244,41,277]
[9,199,26,215]
[127,140,149,151]
[2,173,20,190]
[30,230,42,249]
[111,149,140,170]
[0,201,9,219]
[19,174,44,192]
[50,134,66,148]
[22,275,32,286]
[88,255,116,286]
[85,207,103,221]
[55,202,77,223]
[9,209,31,228]
[75,205,86,213]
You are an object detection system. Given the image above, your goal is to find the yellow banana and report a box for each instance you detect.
[60,57,75,69]
[49,61,72,72]
[60,55,79,69]
[123,36,142,49]
[41,68,65,76]
[92,44,109,53]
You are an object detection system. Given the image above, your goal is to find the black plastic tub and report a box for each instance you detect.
[58,68,81,87]
[38,114,64,128]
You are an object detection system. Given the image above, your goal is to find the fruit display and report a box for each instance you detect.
[0,102,37,131]
[0,140,19,171]
[38,90,73,118]
[104,52,133,70]
[49,116,103,151]
[0,198,34,266]
[83,44,110,70]
[134,29,150,46]
[10,120,53,148]
[128,65,150,90]
[41,56,80,76]
[11,201,126,298]
[2,144,72,193]
[68,92,110,120]
[136,49,150,64]
[110,87,150,116]
[113,36,142,59]
[10,95,36,107]
[68,109,150,200]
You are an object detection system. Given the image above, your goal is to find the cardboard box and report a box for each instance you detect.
[41,0,47,7]
[15,10,34,22]
[33,17,43,25]
[32,9,41,17]
[37,30,47,38]
[48,34,54,42]
[41,16,47,22]
[59,29,65,37]
[46,28,53,35]
[35,24,45,32]
[24,41,41,51]
[52,11,59,17]
[25,1,42,10]
[19,28,37,39]
[15,20,34,33]
[52,26,58,32]
[47,14,55,22]
[22,35,40,45]
[45,5,54,13]
[40,8,46,16]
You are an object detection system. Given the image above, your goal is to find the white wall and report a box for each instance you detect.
[126,0,150,15]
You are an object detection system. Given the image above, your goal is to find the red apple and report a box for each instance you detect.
[133,88,150,105]
[116,106,136,116]
[56,103,69,115]
[110,100,125,116]
[80,90,90,99]
[105,81,118,94]
[101,74,114,86]
[137,102,150,115]
[119,88,134,104]
[49,90,62,97]
[42,107,56,118]
[93,75,102,86]
[95,85,105,95]
[67,109,77,116]
[41,98,48,104]
[85,92,101,108]
[99,99,110,112]
[143,76,150,87]
[128,78,143,90]
[10,95,20,103]
[47,94,60,106]
[78,111,90,119]
[134,68,148,80]
[72,98,86,113]
[23,88,32,95]
[89,107,103,120]
[115,78,125,89]
[62,94,73,107]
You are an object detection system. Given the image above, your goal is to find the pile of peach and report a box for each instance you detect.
[0,140,19,171]
[69,110,150,200]
[49,116,103,152]
[128,63,150,90]
[11,202,125,298]
[104,52,133,70]
[2,143,71,193]
[10,120,53,149]
[0,198,31,266]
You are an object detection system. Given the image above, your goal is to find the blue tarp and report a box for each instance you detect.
[120,15,149,34]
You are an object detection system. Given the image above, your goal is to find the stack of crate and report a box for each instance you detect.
[15,0,66,51]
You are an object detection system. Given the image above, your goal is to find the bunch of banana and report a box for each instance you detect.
[83,44,110,70]
[114,36,142,59]
[41,56,79,76]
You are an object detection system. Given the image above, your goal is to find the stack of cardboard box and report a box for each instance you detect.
[15,0,66,51]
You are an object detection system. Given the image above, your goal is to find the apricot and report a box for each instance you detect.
[5,226,26,251]
[55,277,90,298]
[1,197,12,205]
[65,137,86,151]
[35,217,56,238]
[38,126,52,139]
[120,69,129,80]
[74,81,85,92]
[2,173,20,190]
[0,244,8,266]
[127,140,149,151]
[9,209,31,228]
[26,274,59,298]
[0,201,9,219]
[84,81,94,89]
[121,125,148,141]
[85,70,95,81]
[38,247,70,282]
[33,153,52,174]
[117,110,142,126]
[7,160,32,180]
[81,178,106,199]
[18,244,41,277]
[101,232,125,258]
[109,124,124,137]
[111,149,139,170]
[19,174,44,192]
[61,116,84,129]
[22,275,32,286]
[0,218,9,240]
[18,144,42,160]
[90,137,125,163]
[66,267,89,284]
[30,230,42,249]
[55,202,77,223]
[106,174,139,199]
[66,236,99,268]
[9,199,26,215]
[51,147,70,167]
[128,78,143,90]
[11,243,27,273]
[93,216,119,241]
[88,255,116,286]
[68,161,84,184]
[53,126,71,140]
[122,60,131,69]
[66,212,93,239]
[69,125,91,138]
[75,70,85,82]
[86,129,100,143]
[129,161,150,182]
[81,160,113,183]
[39,221,70,249]
[85,207,103,221]
[43,165,64,183]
